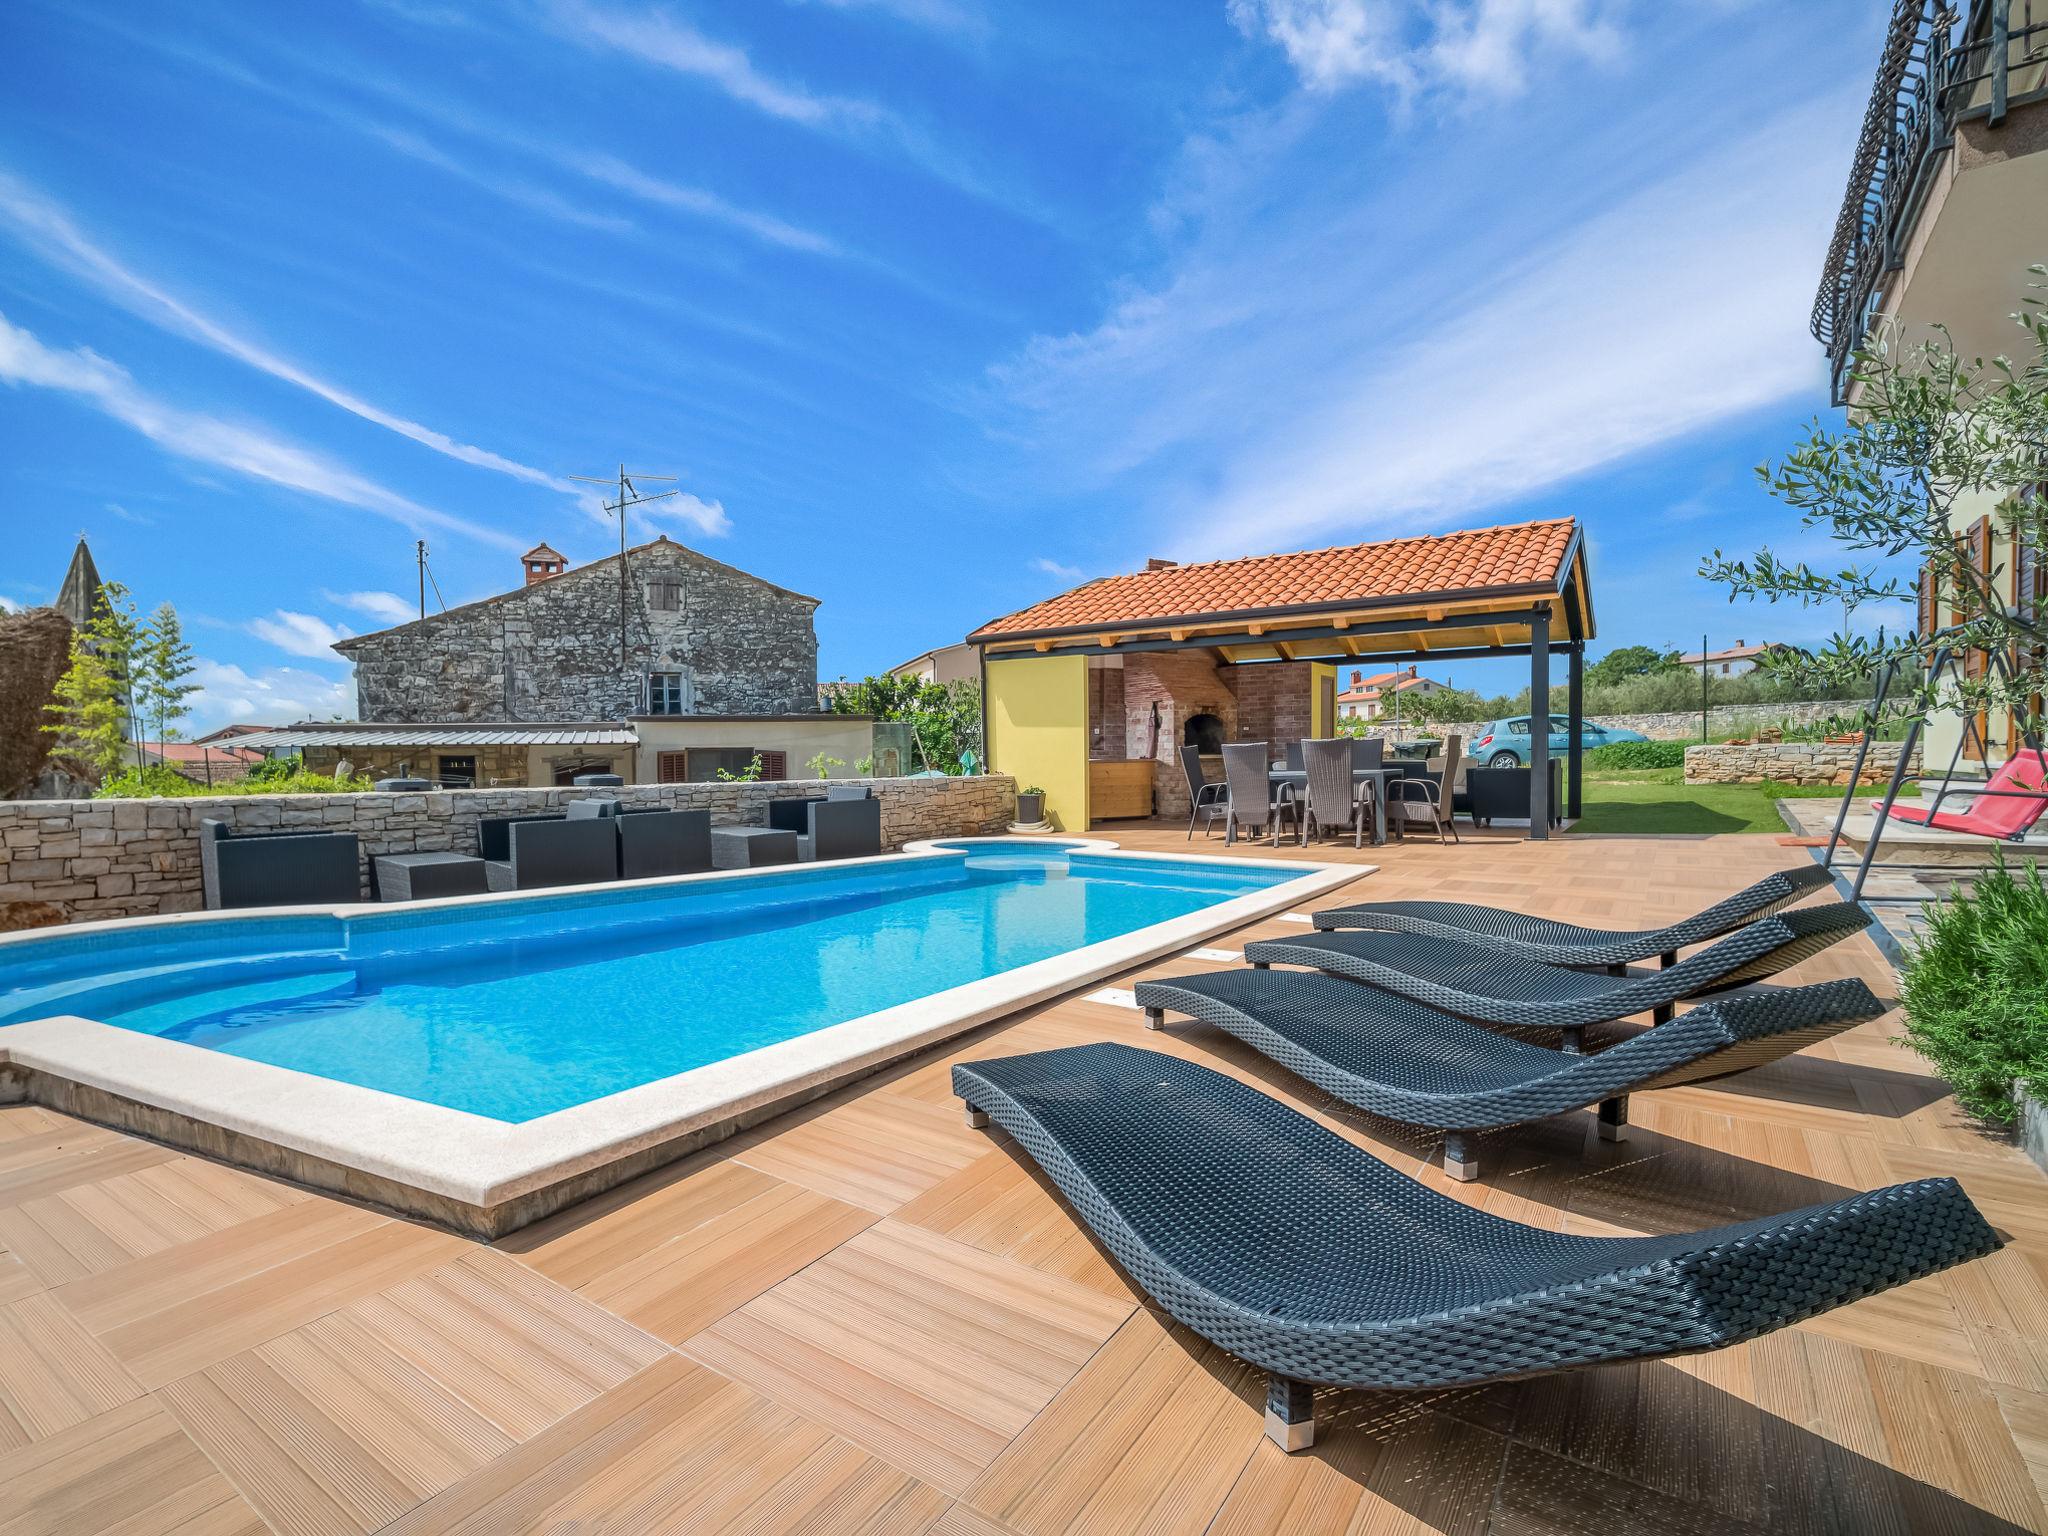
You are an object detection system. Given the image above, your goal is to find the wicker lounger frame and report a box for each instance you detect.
[1310,863,1834,966]
[1133,969,1884,1178]
[953,1043,2001,1452]
[1243,902,1871,1052]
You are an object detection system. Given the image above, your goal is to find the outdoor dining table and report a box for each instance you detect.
[1266,766,1399,846]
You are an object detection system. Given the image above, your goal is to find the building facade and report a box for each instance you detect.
[1817,1,2047,767]
[334,536,820,723]
[1334,666,1447,721]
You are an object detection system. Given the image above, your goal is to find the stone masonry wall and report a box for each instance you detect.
[1684,742,1923,786]
[338,539,819,721]
[1221,662,1312,749]
[1365,700,1864,747]
[1120,652,1237,766]
[0,775,1016,925]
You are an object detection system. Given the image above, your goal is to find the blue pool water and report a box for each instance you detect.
[0,843,1293,1122]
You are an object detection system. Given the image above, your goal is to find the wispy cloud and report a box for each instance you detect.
[0,595,21,614]
[641,495,735,538]
[0,311,519,549]
[565,151,837,254]
[190,659,354,728]
[0,168,590,500]
[364,124,636,235]
[994,97,1841,560]
[1029,556,1083,580]
[323,588,418,625]
[793,0,986,35]
[106,501,151,525]
[1228,0,1625,103]
[247,610,354,659]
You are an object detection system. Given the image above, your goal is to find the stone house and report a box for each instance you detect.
[249,537,872,787]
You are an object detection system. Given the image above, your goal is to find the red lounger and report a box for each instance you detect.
[1875,748,2048,840]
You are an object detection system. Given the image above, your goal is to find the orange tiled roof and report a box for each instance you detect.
[970,518,1577,640]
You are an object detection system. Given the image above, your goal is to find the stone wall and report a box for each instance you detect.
[336,538,819,721]
[1221,662,1312,749]
[1365,700,1863,747]
[1120,653,1237,765]
[1684,742,1923,786]
[0,775,1016,925]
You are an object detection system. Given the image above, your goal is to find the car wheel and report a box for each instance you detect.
[1488,751,1520,769]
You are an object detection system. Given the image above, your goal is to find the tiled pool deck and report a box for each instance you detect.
[1,826,2043,1533]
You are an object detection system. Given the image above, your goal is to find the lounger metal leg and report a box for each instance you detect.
[1651,1002,1674,1026]
[962,1102,990,1129]
[1598,1096,1629,1142]
[1251,959,1269,970]
[1560,1025,1582,1054]
[1144,1007,1165,1032]
[1659,950,1677,969]
[1605,964,1626,978]
[1442,1131,1479,1181]
[1265,1375,1316,1453]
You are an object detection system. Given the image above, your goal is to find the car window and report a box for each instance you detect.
[1509,719,1530,733]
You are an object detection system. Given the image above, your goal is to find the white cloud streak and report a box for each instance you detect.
[1030,557,1083,580]
[0,311,520,549]
[995,98,1842,561]
[247,610,355,659]
[323,589,420,625]
[190,659,354,728]
[1228,0,1626,102]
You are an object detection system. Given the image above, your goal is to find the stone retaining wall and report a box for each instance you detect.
[1683,742,1922,786]
[1369,700,1858,746]
[0,774,1016,926]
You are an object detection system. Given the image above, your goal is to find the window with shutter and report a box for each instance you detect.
[758,750,788,781]
[657,751,689,783]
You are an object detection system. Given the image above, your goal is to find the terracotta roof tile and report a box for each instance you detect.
[970,518,1577,640]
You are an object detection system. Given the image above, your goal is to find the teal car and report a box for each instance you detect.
[1468,717,1648,768]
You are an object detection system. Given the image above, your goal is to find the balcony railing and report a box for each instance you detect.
[1811,0,2048,404]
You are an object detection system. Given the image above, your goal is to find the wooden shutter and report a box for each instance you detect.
[757,750,788,781]
[657,751,688,784]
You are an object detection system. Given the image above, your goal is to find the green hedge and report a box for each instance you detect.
[94,762,376,798]
[1900,858,2048,1124]
[1585,740,1688,770]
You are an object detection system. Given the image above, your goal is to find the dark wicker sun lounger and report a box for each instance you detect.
[1244,901,1871,1051]
[1311,862,1834,966]
[953,1043,1999,1452]
[1133,969,1885,1178]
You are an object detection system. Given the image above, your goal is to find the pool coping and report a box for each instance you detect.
[0,838,1366,1236]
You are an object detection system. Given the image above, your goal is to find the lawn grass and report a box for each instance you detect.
[1564,767,1910,836]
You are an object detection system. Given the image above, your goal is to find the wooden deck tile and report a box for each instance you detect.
[687,1219,1133,1494]
[0,1397,267,1536]
[0,1292,144,1455]
[732,1090,993,1213]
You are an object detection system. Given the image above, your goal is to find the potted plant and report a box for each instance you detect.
[1016,785,1046,824]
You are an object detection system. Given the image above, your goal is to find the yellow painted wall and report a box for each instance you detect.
[986,655,1089,831]
[1310,663,1338,738]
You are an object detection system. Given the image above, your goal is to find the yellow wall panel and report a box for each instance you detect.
[986,656,1090,831]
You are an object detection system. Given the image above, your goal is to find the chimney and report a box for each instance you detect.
[1734,639,1743,648]
[521,542,567,586]
[1145,558,1177,571]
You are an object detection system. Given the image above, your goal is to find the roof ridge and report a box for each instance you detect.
[1126,517,1574,579]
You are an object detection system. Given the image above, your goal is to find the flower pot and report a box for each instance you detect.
[1016,792,1045,824]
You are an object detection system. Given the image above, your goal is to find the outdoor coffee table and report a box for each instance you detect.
[1267,767,1396,846]
[374,851,489,902]
[711,826,800,869]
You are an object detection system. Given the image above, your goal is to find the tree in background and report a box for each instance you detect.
[42,583,143,777]
[136,602,198,750]
[826,676,984,774]
[1583,644,1680,690]
[1701,264,2047,730]
[1400,685,1488,725]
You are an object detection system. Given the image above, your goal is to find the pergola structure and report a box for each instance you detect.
[967,518,1596,837]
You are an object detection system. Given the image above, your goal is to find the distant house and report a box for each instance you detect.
[137,738,266,787]
[1677,639,1781,678]
[891,642,980,686]
[244,535,870,787]
[1334,665,1446,722]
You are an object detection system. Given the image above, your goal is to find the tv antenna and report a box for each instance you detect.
[568,465,680,666]
[414,540,449,622]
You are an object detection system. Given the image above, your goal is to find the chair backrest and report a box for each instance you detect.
[1350,736,1384,772]
[825,784,874,802]
[506,817,619,888]
[806,798,883,860]
[1221,744,1272,826]
[565,798,619,820]
[477,812,565,862]
[1179,745,1207,798]
[618,808,712,879]
[1283,741,1305,772]
[1954,748,2048,837]
[1436,734,1463,792]
[1302,739,1357,825]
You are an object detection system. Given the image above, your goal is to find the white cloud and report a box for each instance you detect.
[1228,0,1625,102]
[1030,557,1083,581]
[0,595,21,613]
[790,0,985,38]
[0,310,519,549]
[322,589,418,625]
[641,494,735,539]
[189,659,354,729]
[565,152,837,254]
[0,169,586,497]
[994,98,1842,561]
[548,0,867,126]
[247,610,355,659]
[105,501,151,525]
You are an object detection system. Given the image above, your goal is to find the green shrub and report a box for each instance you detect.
[94,761,375,798]
[93,764,207,798]
[237,768,376,795]
[1899,858,2048,1124]
[1586,740,1687,770]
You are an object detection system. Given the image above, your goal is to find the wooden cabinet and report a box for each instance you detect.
[1089,759,1154,820]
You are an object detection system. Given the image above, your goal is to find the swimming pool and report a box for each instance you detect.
[2,840,1292,1121]
[0,839,1362,1233]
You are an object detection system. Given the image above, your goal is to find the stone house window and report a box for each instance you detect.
[646,671,691,715]
[647,580,683,612]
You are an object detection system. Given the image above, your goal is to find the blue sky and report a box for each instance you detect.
[0,0,1888,727]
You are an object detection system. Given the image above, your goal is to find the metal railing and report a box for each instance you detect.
[1811,0,2048,405]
